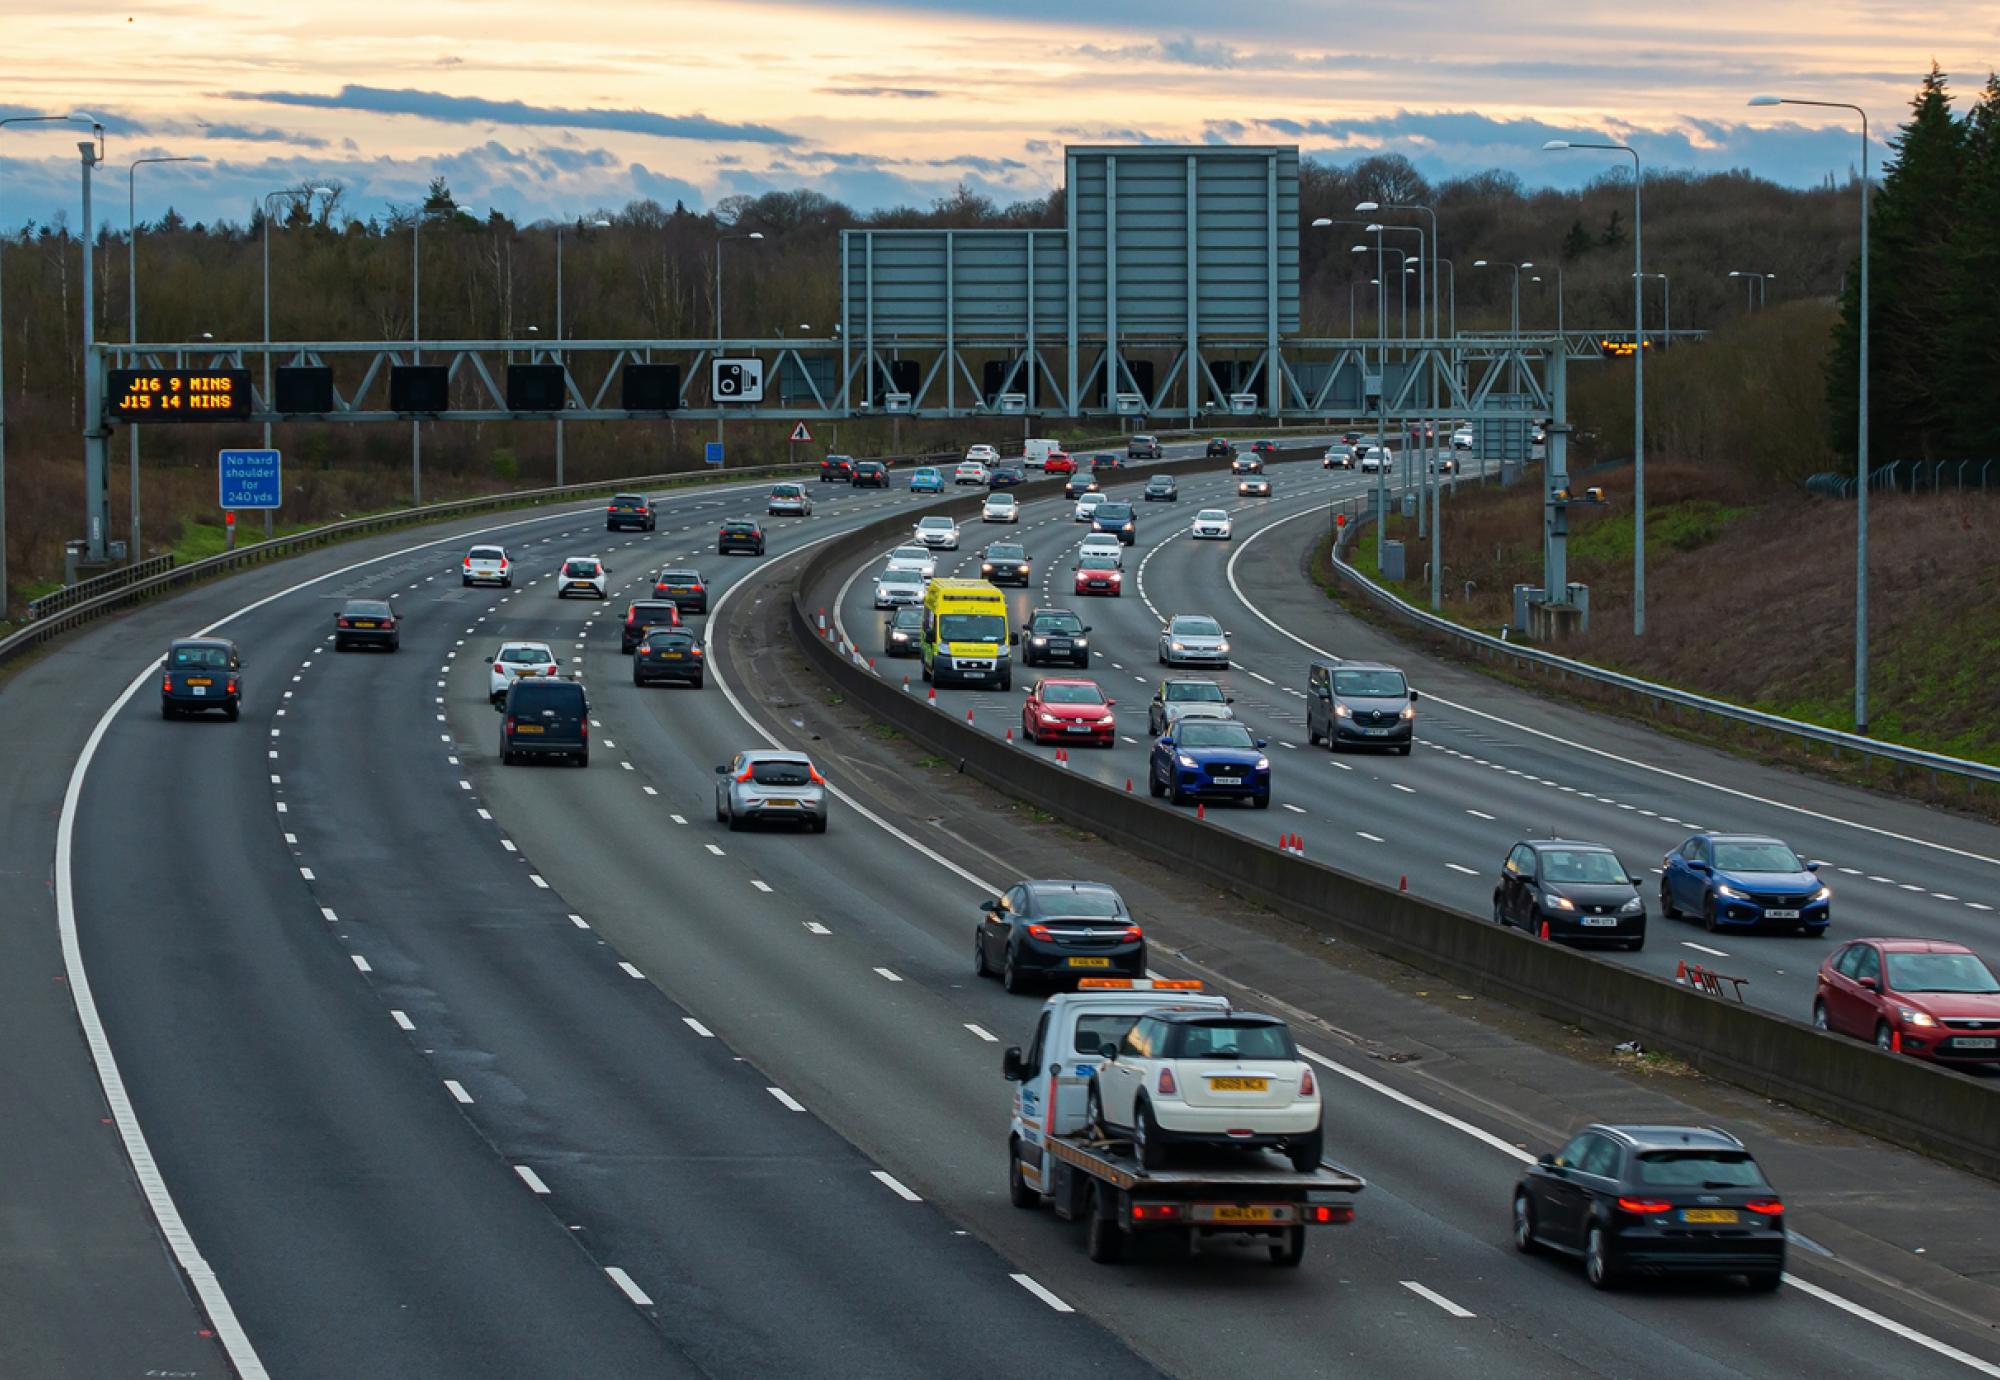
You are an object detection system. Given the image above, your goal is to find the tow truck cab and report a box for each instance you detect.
[1005,980,1228,1196]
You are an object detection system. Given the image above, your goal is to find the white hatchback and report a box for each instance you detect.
[982,492,1019,523]
[914,515,961,550]
[486,641,562,703]
[1191,509,1232,540]
[463,544,512,587]
[1074,492,1107,523]
[1078,532,1125,567]
[965,444,1000,465]
[556,555,609,599]
[1087,1010,1322,1172]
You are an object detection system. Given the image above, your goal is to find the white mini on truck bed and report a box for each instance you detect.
[1003,978,1363,1266]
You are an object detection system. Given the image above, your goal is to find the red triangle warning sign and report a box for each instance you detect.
[789,421,813,443]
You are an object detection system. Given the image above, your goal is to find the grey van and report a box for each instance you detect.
[1306,659,1418,754]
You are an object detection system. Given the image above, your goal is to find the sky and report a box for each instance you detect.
[1,0,1994,230]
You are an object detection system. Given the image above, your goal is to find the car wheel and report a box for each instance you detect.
[1001,948,1026,995]
[1745,1271,1784,1294]
[1252,794,1270,810]
[1085,1182,1125,1264]
[715,796,728,823]
[1492,897,1509,928]
[224,703,240,722]
[500,749,513,765]
[998,673,1011,692]
[160,703,176,720]
[973,931,992,978]
[1812,1000,1829,1031]
[1307,722,1321,746]
[1008,1142,1039,1209]
[1148,770,1165,798]
[1625,935,1645,952]
[1512,1194,1540,1253]
[726,807,743,832]
[1169,776,1188,806]
[1703,894,1721,933]
[1397,743,1412,756]
[1658,881,1678,919]
[1585,1225,1619,1290]
[576,751,588,768]
[1286,1127,1323,1174]
[1875,1021,1895,1052]
[462,577,472,587]
[1134,1100,1169,1171]
[1085,1081,1107,1138]
[690,675,703,689]
[812,816,828,835]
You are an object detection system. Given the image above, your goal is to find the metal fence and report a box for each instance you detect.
[26,553,177,620]
[1806,460,1996,497]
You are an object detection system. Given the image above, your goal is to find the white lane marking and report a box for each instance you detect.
[604,1267,655,1309]
[1837,866,1863,875]
[1226,505,2000,872]
[643,786,659,796]
[1392,783,1416,794]
[1683,941,1731,957]
[528,874,549,889]
[298,866,315,881]
[390,1010,415,1031]
[569,913,590,929]
[284,833,298,845]
[683,1017,715,1038]
[1300,1048,1531,1164]
[1356,831,1384,843]
[1466,808,1496,821]
[1931,893,1958,902]
[1446,863,1480,876]
[275,801,288,814]
[871,1170,923,1202]
[514,1165,551,1195]
[350,955,372,973]
[500,840,517,853]
[964,1023,999,1042]
[1010,1273,1075,1313]
[1970,902,1995,912]
[618,961,646,980]
[1329,760,1352,771]
[766,1086,806,1112]
[751,880,774,893]
[1868,875,1895,884]
[477,808,493,820]
[669,813,688,825]
[620,761,634,771]
[1401,1280,1476,1318]
[705,843,725,856]
[805,921,832,935]
[444,1080,474,1104]
[873,967,904,982]
[1282,803,1307,814]
[1248,670,1276,685]
[1782,1275,2000,1377]
[319,907,338,922]
[1279,740,1299,750]
[1899,883,1926,893]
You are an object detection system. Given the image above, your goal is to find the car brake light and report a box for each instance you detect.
[1744,1199,1785,1216]
[1121,925,1143,941]
[808,765,825,784]
[736,766,756,782]
[379,618,394,630]
[226,679,237,694]
[690,647,703,657]
[638,646,651,655]
[691,583,704,592]
[504,716,515,734]
[579,718,588,737]
[1299,1066,1316,1096]
[161,673,172,692]
[1157,1068,1178,1095]
[1307,1203,1353,1224]
[1616,1197,1673,1215]
[337,617,350,628]
[462,557,471,568]
[498,558,508,570]
[1026,924,1054,940]
[607,504,617,512]
[1130,1202,1182,1221]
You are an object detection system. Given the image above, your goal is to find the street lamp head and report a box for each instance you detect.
[1747,94,1784,107]
[309,185,335,197]
[1365,222,1384,233]
[1310,216,1333,227]
[1531,276,1543,283]
[591,218,611,228]
[1728,270,1743,277]
[1351,244,1368,254]
[1354,200,1380,212]
[1541,139,1571,151]
[1520,261,1535,270]
[747,231,765,240]
[1473,259,1490,267]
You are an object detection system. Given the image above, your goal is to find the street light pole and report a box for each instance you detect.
[1,111,97,611]
[1545,138,1644,636]
[1750,94,1869,732]
[411,203,478,505]
[127,153,200,560]
[554,216,611,487]
[261,185,332,541]
[713,231,765,462]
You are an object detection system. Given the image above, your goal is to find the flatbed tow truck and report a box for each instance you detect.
[1003,979,1364,1266]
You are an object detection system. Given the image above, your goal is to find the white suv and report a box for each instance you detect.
[556,555,609,599]
[914,515,961,550]
[463,544,512,587]
[1087,1010,1322,1171]
[486,641,561,703]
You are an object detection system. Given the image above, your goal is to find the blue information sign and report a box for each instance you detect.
[704,441,725,466]
[218,449,283,509]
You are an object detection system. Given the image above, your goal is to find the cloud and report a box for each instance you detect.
[816,85,942,99]
[434,56,463,67]
[202,124,330,149]
[223,84,800,145]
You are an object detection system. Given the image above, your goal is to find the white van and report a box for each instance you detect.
[1023,438,1064,469]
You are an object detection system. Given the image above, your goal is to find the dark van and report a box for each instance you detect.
[1306,659,1418,755]
[497,678,589,766]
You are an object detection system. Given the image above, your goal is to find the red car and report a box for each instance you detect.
[1043,451,1076,476]
[1021,677,1117,746]
[1815,938,2000,1064]
[1250,439,1278,455]
[1073,555,1123,596]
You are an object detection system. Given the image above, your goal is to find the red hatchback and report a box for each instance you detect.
[1073,554,1123,597]
[1043,451,1076,476]
[1815,938,2000,1063]
[1021,677,1116,746]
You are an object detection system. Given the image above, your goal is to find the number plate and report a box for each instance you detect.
[1066,724,1092,733]
[514,724,544,733]
[1680,1208,1739,1225]
[570,582,594,590]
[1582,916,1618,927]
[352,621,377,628]
[1955,1037,1998,1049]
[186,677,212,686]
[1191,1203,1294,1224]
[1764,908,1800,919]
[1211,775,1241,786]
[659,651,684,659]
[1067,957,1112,968]
[763,798,799,808]
[1208,1076,1268,1091]
[191,685,208,696]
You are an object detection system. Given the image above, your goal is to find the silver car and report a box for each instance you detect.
[1147,678,1235,736]
[1158,614,1231,668]
[874,571,925,608]
[715,749,828,833]
[768,483,814,517]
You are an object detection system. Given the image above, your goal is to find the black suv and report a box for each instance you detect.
[718,519,766,556]
[883,605,924,657]
[160,637,243,720]
[606,494,655,531]
[1493,839,1646,949]
[851,459,890,488]
[497,677,589,766]
[1127,433,1162,460]
[334,599,399,652]
[1513,1125,1785,1291]
[819,455,855,483]
[1020,608,1090,667]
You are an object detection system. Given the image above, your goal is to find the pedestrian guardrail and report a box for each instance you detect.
[1327,514,2000,789]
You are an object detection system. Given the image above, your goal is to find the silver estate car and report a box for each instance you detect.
[715,750,829,833]
[1158,614,1231,668]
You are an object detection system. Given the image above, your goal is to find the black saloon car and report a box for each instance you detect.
[1020,608,1090,667]
[605,493,655,531]
[850,459,891,488]
[1494,839,1646,949]
[973,879,1146,993]
[160,638,243,720]
[718,519,766,556]
[1063,473,1100,499]
[1205,438,1234,459]
[333,599,399,652]
[1513,1124,1785,1291]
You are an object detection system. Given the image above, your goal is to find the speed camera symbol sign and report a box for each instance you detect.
[712,358,765,404]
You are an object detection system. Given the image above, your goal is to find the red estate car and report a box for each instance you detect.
[1021,677,1117,746]
[1073,554,1123,596]
[1043,450,1076,476]
[1815,938,2000,1064]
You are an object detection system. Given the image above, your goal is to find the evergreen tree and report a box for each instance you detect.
[1599,208,1626,249]
[1561,218,1592,261]
[1941,73,2000,455]
[421,176,458,214]
[1827,63,1964,461]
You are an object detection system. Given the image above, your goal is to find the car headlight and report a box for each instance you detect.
[1401,704,1417,720]
[1075,637,1089,648]
[1170,641,1185,652]
[1333,703,1352,719]
[1621,897,1643,913]
[1898,1008,1938,1028]
[981,564,995,573]
[1215,642,1229,654]
[1040,712,1062,724]
[1030,636,1048,646]
[1177,754,1198,769]
[1017,564,1029,573]
[1810,885,1832,903]
[1715,884,1746,900]
[1254,758,1269,771]
[1547,895,1577,912]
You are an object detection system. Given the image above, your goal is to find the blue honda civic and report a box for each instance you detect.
[1149,719,1270,808]
[1659,833,1831,934]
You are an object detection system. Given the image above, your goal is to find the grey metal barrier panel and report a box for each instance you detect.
[788,500,2000,1181]
[27,553,178,620]
[1326,518,2000,787]
[0,460,823,676]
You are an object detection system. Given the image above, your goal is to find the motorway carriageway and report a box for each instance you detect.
[819,455,2000,1029]
[47,441,2000,1379]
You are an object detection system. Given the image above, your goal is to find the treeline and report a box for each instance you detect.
[1827,66,2000,460]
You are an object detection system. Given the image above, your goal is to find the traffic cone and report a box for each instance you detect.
[1196,803,1205,820]
[927,687,936,704]
[902,675,911,692]
[967,707,975,725]
[1673,961,1690,985]
[1124,778,1132,792]
[1538,919,1550,941]
[1398,874,1408,892]
[1279,832,1289,851]
[867,657,875,670]
[1891,1028,1903,1054]
[817,608,827,631]
[1005,727,1014,742]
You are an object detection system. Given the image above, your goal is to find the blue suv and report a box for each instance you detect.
[1659,833,1831,934]
[1149,719,1270,808]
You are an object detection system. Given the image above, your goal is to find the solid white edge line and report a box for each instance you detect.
[1224,505,2000,871]
[1782,1276,2000,1377]
[1400,1280,1476,1318]
[870,1169,923,1202]
[1009,1273,1075,1313]
[604,1266,655,1308]
[514,1164,551,1195]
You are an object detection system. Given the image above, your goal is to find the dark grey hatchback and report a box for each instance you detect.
[1494,839,1646,949]
[160,638,242,720]
[497,678,589,765]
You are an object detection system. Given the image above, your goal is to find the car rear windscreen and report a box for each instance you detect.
[1633,1152,1766,1188]
[469,546,504,560]
[510,682,582,713]
[499,647,549,664]
[750,760,813,786]
[1031,888,1123,918]
[171,645,229,668]
[342,601,392,617]
[563,561,599,577]
[1169,1020,1296,1061]
[1095,504,1133,520]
